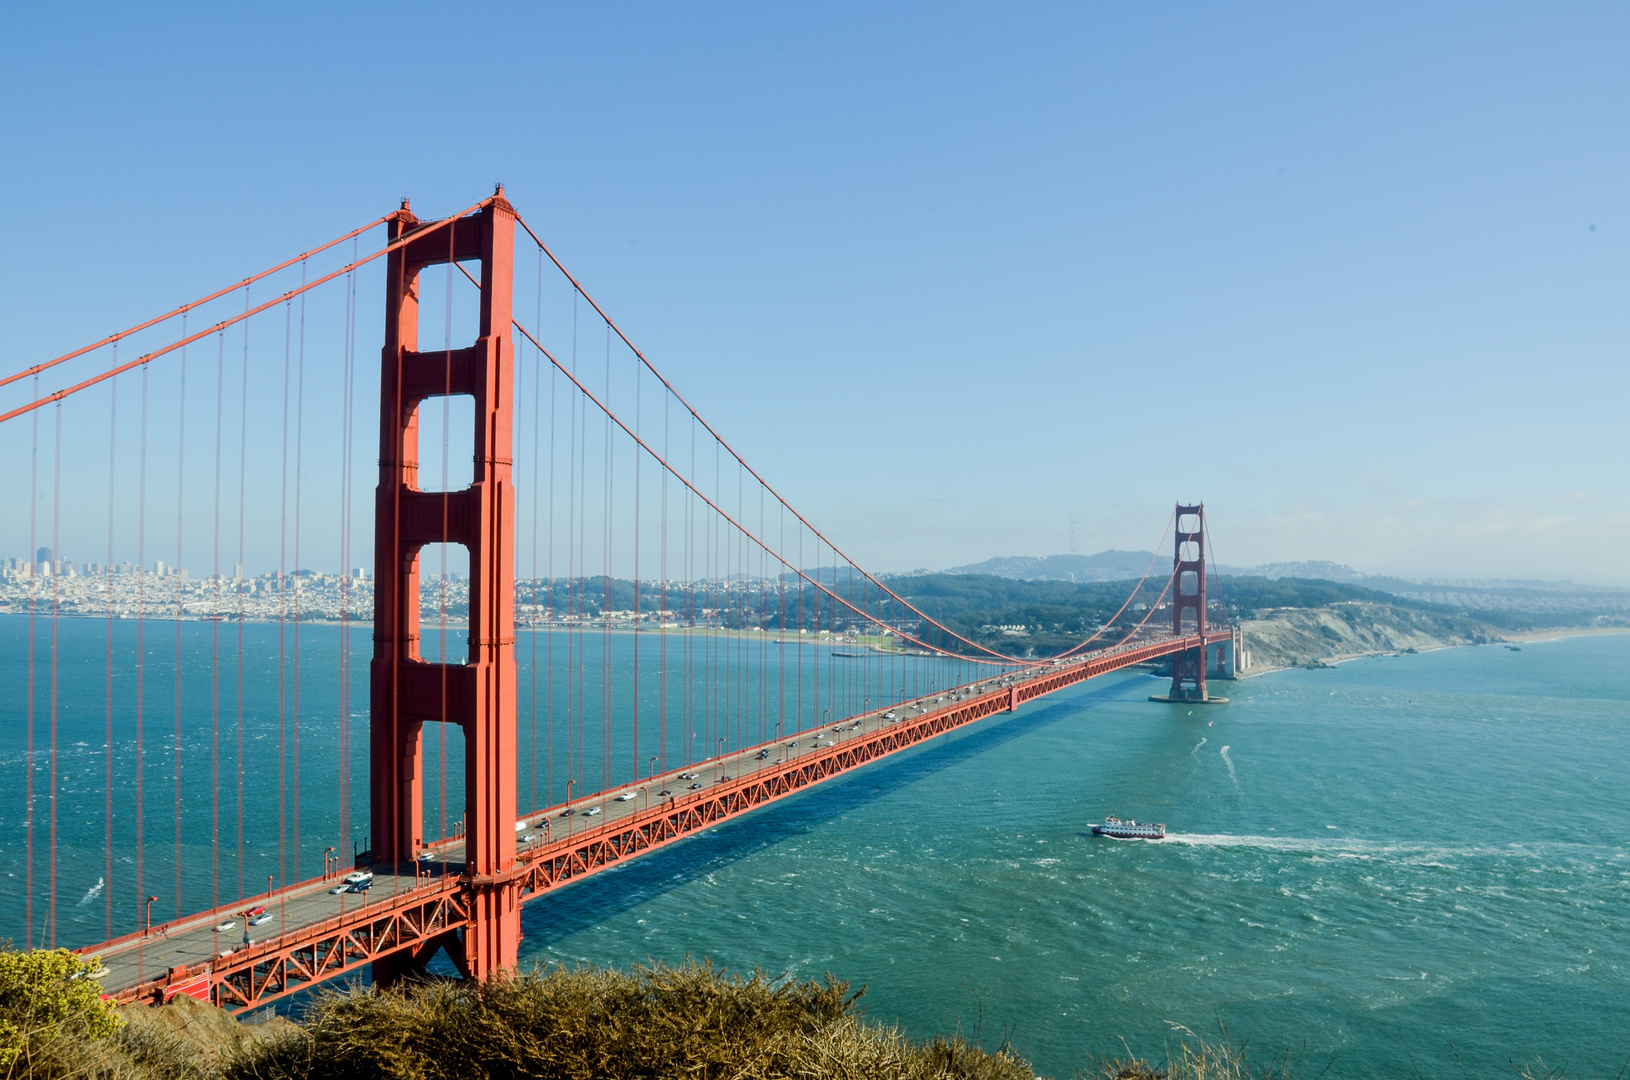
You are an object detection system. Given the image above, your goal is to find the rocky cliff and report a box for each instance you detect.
[1240,601,1504,672]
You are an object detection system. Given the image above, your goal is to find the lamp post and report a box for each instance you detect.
[143,895,158,937]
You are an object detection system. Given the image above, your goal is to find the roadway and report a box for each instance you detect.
[88,631,1226,1003]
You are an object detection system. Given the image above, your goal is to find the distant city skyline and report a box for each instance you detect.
[1,4,1624,584]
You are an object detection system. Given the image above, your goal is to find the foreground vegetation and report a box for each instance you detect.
[3,947,1595,1079]
[6,951,1039,1080]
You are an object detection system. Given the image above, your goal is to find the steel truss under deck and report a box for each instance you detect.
[98,628,1230,1013]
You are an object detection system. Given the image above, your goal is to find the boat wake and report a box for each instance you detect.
[78,877,104,906]
[1163,833,1605,863]
[1190,736,1207,757]
[1220,745,1237,786]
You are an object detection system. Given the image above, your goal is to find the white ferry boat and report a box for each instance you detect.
[1092,816,1166,840]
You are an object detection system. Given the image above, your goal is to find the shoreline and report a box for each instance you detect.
[1238,625,1630,678]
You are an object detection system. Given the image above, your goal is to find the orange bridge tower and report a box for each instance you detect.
[369,191,519,983]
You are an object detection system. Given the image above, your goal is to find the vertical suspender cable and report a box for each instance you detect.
[211,330,224,911]
[292,264,307,878]
[602,325,612,795]
[339,239,358,855]
[135,363,148,968]
[546,325,556,807]
[49,403,62,945]
[174,317,187,920]
[633,353,641,782]
[235,288,249,903]
[529,251,543,811]
[26,373,38,947]
[277,298,291,892]
[577,321,587,797]
[632,350,638,781]
[565,296,577,804]
[659,392,668,776]
[104,360,118,939]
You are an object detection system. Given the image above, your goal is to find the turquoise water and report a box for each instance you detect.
[519,634,1630,1077]
[4,617,1627,1075]
[0,614,969,942]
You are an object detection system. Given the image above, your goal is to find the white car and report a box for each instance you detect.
[248,913,274,926]
[329,884,349,895]
[614,792,636,802]
[520,833,538,843]
[214,921,236,933]
[581,806,602,817]
[344,871,373,885]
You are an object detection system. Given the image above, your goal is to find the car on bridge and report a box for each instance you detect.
[581,806,601,817]
[615,791,636,801]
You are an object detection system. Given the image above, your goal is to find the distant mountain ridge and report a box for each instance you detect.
[914,550,1630,624]
[936,550,1159,583]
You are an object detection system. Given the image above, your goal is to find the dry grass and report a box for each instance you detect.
[224,960,1032,1080]
[1078,1025,1304,1080]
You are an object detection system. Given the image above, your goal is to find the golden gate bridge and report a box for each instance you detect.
[0,189,1236,1010]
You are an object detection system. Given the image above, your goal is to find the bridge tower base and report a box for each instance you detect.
[369,192,520,985]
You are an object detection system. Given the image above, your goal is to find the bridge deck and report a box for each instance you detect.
[84,630,1232,1010]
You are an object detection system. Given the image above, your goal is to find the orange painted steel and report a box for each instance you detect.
[370,191,519,986]
[1167,503,1210,701]
[103,628,1226,1013]
[502,633,1230,901]
[111,884,473,1011]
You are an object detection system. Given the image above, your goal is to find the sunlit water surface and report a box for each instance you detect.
[521,635,1630,1078]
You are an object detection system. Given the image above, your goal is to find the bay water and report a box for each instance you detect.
[2,616,1626,1075]
[521,634,1630,1077]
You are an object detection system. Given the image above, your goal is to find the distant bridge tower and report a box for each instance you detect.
[370,192,518,983]
[1164,503,1212,703]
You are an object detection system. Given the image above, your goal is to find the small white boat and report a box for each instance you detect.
[1092,816,1166,840]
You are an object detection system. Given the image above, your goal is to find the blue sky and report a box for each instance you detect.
[1,2,1625,582]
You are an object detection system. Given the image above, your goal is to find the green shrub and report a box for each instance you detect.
[0,946,122,1078]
